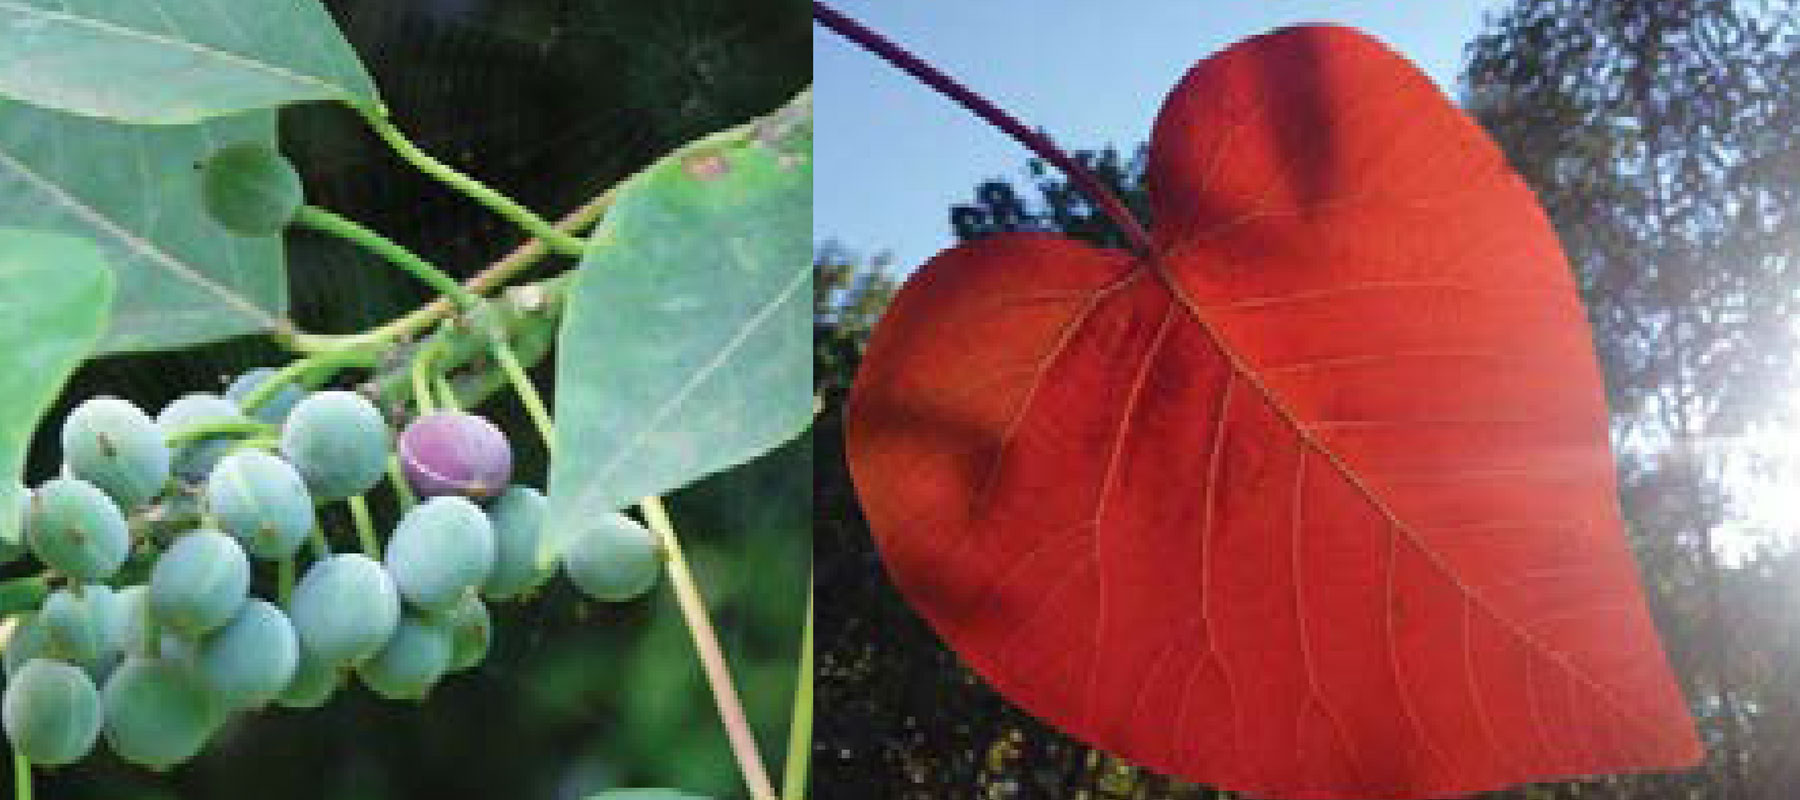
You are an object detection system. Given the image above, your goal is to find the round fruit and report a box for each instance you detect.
[148,530,250,638]
[385,496,495,613]
[280,390,389,501]
[61,396,171,510]
[157,393,251,483]
[445,594,491,673]
[39,589,104,666]
[3,659,101,766]
[0,481,26,564]
[224,368,306,425]
[2,615,49,678]
[109,584,153,655]
[101,657,221,769]
[482,486,551,600]
[397,412,512,499]
[200,142,303,237]
[356,614,452,701]
[195,599,298,709]
[275,646,342,709]
[26,477,129,581]
[562,511,661,602]
[287,553,400,666]
[204,450,314,560]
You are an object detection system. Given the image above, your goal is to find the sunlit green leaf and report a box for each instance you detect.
[0,99,286,353]
[0,228,113,545]
[0,0,379,124]
[547,92,811,552]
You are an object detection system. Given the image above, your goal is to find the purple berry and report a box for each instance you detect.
[398,412,512,500]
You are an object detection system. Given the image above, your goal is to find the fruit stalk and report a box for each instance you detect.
[12,747,28,800]
[639,495,776,800]
[812,2,1154,257]
[356,109,588,257]
[275,186,612,357]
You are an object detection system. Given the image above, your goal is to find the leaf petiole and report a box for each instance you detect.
[813,3,1152,256]
[639,495,777,800]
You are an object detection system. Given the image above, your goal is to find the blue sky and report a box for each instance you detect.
[815,1,1510,269]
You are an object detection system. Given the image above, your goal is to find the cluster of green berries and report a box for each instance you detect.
[1,370,661,769]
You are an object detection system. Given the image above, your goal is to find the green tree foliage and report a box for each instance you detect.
[818,2,1800,796]
[1469,2,1800,797]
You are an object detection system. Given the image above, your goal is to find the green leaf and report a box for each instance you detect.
[548,92,811,548]
[0,0,379,124]
[0,228,113,546]
[0,98,286,353]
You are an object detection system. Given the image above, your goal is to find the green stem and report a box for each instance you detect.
[293,206,482,310]
[226,437,279,455]
[781,583,812,800]
[387,456,418,512]
[308,525,331,559]
[347,496,380,559]
[639,496,776,800]
[435,373,460,411]
[356,109,586,256]
[294,205,553,448]
[241,346,382,414]
[12,747,29,800]
[275,186,612,357]
[412,341,439,415]
[278,558,295,605]
[492,340,555,455]
[166,419,275,446]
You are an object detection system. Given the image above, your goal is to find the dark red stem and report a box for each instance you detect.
[813,2,1156,258]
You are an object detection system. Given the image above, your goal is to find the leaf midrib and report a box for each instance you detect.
[0,143,278,330]
[1139,256,1673,745]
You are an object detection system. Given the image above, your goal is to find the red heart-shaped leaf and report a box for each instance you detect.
[845,24,1700,799]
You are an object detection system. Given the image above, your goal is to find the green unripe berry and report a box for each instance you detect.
[445,594,491,673]
[0,481,26,564]
[26,478,129,582]
[287,553,400,666]
[149,531,250,638]
[562,512,661,602]
[3,659,102,766]
[280,391,389,502]
[101,656,222,769]
[385,496,495,613]
[62,396,171,510]
[483,486,552,600]
[357,614,452,701]
[275,645,342,709]
[195,599,298,709]
[205,451,314,560]
[2,615,49,679]
[200,143,303,237]
[39,588,104,666]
